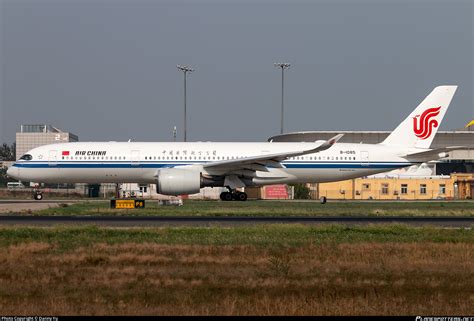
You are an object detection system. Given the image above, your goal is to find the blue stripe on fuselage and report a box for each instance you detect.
[12,161,416,169]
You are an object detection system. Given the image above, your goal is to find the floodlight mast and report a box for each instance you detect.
[177,65,195,142]
[273,63,291,134]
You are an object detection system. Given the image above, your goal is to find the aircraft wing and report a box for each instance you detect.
[403,146,466,161]
[203,134,344,172]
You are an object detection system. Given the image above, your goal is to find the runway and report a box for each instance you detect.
[0,215,472,227]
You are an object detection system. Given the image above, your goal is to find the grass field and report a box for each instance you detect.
[0,225,472,315]
[22,199,474,217]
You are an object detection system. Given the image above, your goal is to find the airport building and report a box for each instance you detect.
[315,173,474,200]
[15,124,79,160]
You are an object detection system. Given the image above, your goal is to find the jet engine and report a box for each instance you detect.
[156,168,202,195]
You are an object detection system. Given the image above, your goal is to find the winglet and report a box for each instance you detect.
[327,134,344,146]
[309,134,344,154]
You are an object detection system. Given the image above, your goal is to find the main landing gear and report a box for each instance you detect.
[220,190,248,201]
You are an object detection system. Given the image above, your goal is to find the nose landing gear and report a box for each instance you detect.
[33,190,43,201]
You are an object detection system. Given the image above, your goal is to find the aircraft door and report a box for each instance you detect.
[48,150,58,166]
[360,151,369,167]
[131,150,140,166]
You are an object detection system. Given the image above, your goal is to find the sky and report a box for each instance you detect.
[0,0,472,144]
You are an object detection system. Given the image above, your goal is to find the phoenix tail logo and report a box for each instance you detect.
[413,106,441,140]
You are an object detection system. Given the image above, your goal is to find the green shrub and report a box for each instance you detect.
[292,183,310,199]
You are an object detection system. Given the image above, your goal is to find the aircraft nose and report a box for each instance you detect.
[6,166,19,180]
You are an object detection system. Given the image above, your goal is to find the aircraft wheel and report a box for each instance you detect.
[237,192,248,202]
[220,192,233,201]
[319,196,327,204]
[34,192,43,201]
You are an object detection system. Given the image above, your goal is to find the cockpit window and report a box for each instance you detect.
[19,154,32,161]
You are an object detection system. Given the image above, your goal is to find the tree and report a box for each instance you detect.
[0,143,16,161]
[292,183,311,199]
[0,143,16,187]
[0,167,15,187]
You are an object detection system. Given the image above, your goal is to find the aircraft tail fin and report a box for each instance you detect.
[381,86,457,149]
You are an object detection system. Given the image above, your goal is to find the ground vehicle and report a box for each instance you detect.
[7,181,25,190]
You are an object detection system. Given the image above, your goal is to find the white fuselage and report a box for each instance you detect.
[8,141,418,186]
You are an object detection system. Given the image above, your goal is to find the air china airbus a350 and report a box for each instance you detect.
[8,86,462,201]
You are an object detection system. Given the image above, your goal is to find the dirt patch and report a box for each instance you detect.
[0,202,63,214]
[0,242,472,315]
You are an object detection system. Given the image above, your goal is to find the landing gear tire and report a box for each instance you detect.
[319,196,327,204]
[220,191,247,201]
[34,192,43,201]
[220,192,233,201]
[236,192,248,202]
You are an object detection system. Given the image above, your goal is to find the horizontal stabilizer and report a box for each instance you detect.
[403,146,465,161]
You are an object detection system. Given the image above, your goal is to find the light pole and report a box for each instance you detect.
[177,65,194,142]
[274,62,290,134]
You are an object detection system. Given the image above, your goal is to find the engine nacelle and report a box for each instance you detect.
[156,168,202,195]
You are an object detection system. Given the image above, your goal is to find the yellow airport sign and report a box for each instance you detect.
[110,199,145,209]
